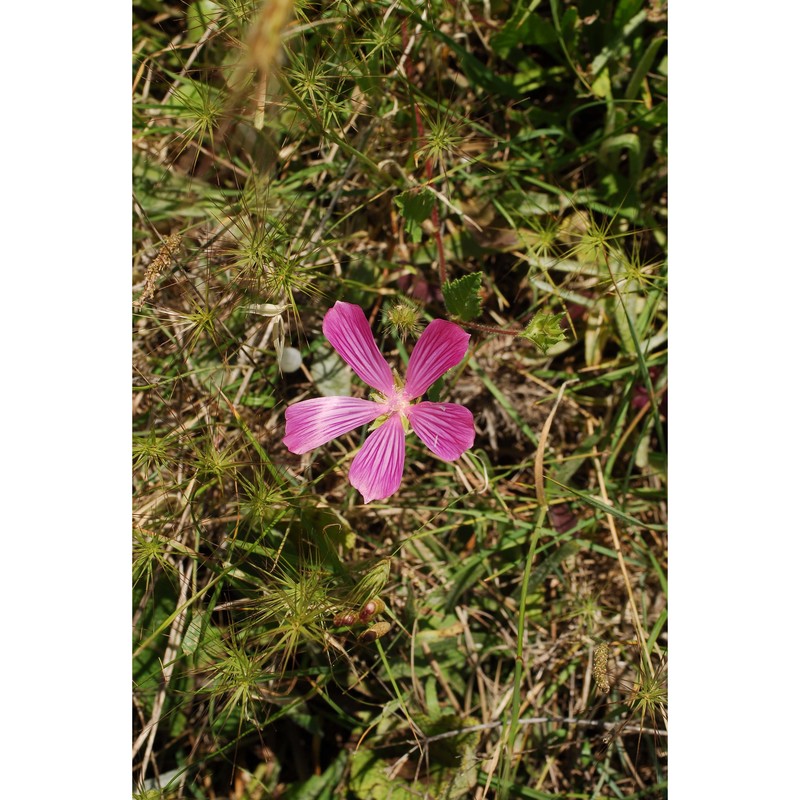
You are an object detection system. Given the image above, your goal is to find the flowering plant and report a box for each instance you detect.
[284,301,475,502]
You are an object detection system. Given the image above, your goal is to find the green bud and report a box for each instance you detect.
[520,311,568,354]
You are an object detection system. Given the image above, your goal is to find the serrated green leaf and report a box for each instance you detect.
[442,272,483,322]
[520,311,567,354]
[394,189,435,243]
[525,541,581,595]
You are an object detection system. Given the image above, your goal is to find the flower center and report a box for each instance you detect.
[385,386,411,416]
[368,384,414,434]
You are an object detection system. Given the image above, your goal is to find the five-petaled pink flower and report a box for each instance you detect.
[283,301,475,503]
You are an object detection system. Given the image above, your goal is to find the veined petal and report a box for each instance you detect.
[406,401,475,461]
[284,396,385,454]
[322,301,395,395]
[404,319,471,399]
[349,413,406,503]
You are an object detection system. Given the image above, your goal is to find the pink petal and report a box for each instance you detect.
[284,396,385,454]
[322,301,395,395]
[406,402,475,461]
[404,319,471,399]
[348,413,406,503]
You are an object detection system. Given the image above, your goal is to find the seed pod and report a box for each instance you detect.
[359,598,386,622]
[593,642,610,693]
[332,612,357,628]
[358,621,391,643]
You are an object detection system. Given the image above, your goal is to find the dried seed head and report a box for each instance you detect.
[135,232,181,310]
[358,621,391,643]
[247,0,294,76]
[359,598,386,622]
[593,642,610,693]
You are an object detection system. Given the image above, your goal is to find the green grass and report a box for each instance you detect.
[133,0,667,796]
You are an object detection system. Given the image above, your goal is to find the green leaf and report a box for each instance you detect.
[591,67,612,99]
[520,311,567,354]
[283,750,348,800]
[417,17,523,99]
[348,715,480,799]
[311,346,351,397]
[303,506,356,553]
[525,541,581,595]
[350,750,409,799]
[186,0,222,43]
[181,613,203,656]
[394,189,434,243]
[442,272,483,322]
[240,393,276,409]
[625,35,667,100]
[491,0,550,59]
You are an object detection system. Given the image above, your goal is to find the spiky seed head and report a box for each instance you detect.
[347,558,391,608]
[382,300,422,341]
[593,642,610,693]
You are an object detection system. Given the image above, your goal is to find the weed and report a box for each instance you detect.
[133,0,667,796]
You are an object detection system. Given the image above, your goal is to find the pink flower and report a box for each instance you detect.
[283,301,475,503]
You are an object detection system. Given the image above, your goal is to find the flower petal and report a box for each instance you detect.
[349,413,406,503]
[406,401,475,461]
[284,396,385,454]
[322,301,395,395]
[404,319,470,399]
